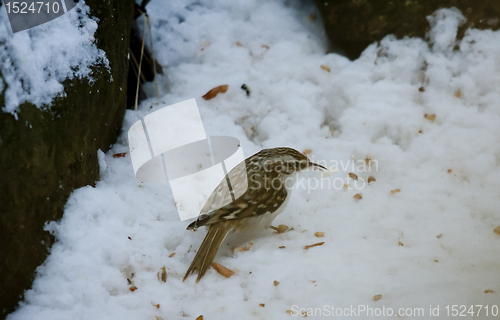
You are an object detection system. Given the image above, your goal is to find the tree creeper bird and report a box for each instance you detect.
[183,147,326,282]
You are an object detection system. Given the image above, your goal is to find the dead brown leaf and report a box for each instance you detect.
[112,152,127,158]
[202,85,228,100]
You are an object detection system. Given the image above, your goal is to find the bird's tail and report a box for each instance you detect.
[183,222,231,282]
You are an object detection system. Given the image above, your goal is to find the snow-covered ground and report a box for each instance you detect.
[8,0,500,319]
[0,1,107,114]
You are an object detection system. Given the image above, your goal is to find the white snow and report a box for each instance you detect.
[7,0,500,319]
[0,1,108,113]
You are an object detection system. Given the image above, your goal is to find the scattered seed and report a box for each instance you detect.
[196,316,204,320]
[241,84,251,96]
[349,173,358,180]
[303,149,312,155]
[368,176,376,183]
[434,260,438,262]
[455,89,461,98]
[301,230,307,233]
[286,310,293,315]
[274,280,280,286]
[202,85,228,100]
[494,227,500,235]
[314,232,324,238]
[169,252,176,258]
[262,44,270,49]
[128,237,132,240]
[485,289,495,293]
[151,302,160,309]
[343,184,349,189]
[373,294,382,301]
[279,246,286,249]
[112,152,127,158]
[424,113,436,122]
[260,303,265,307]
[211,262,234,278]
[391,189,401,195]
[157,266,167,283]
[233,242,254,252]
[236,41,243,47]
[155,317,163,320]
[320,65,330,72]
[353,193,362,200]
[398,241,404,246]
[271,224,290,234]
[437,234,443,239]
[305,242,325,249]
[308,13,316,21]
[418,129,423,133]
[419,86,425,92]
[129,286,137,292]
[365,157,373,165]
[447,169,452,173]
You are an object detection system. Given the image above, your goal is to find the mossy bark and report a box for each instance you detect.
[0,0,134,317]
[316,0,500,60]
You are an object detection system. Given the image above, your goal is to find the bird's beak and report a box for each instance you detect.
[309,161,327,171]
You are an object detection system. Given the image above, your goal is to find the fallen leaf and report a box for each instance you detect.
[391,189,401,195]
[368,176,376,183]
[353,193,362,200]
[202,85,228,100]
[373,294,382,301]
[274,280,280,286]
[424,113,436,122]
[112,152,127,158]
[485,289,495,293]
[129,286,137,292]
[455,89,461,98]
[349,173,358,180]
[304,242,325,249]
[320,65,330,72]
[314,232,324,238]
[211,262,234,278]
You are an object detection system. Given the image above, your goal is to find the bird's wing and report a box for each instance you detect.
[187,161,288,229]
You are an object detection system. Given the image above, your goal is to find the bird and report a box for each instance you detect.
[183,147,326,282]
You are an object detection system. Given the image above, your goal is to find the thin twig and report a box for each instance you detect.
[134,15,147,111]
[146,13,159,98]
